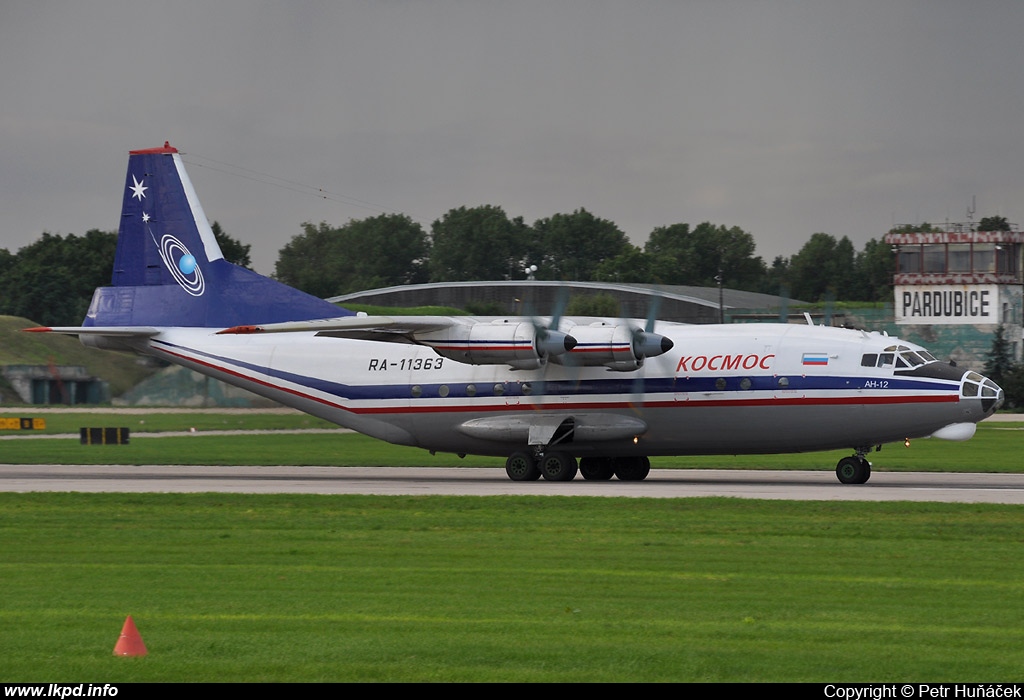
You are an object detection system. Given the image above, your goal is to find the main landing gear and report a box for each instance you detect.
[835,450,872,485]
[504,452,651,482]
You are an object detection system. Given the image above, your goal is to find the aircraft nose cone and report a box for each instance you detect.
[980,376,1004,416]
[960,370,1004,416]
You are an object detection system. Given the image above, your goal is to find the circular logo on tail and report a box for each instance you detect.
[159,234,205,296]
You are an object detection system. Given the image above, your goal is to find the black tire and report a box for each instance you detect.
[506,451,540,481]
[836,456,869,484]
[579,457,614,481]
[614,456,651,481]
[539,452,578,481]
[856,457,871,484]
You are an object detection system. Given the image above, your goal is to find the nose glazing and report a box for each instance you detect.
[961,371,1004,415]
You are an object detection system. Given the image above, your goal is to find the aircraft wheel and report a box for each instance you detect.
[857,457,871,484]
[506,451,540,481]
[836,456,870,484]
[539,452,578,481]
[579,457,614,481]
[614,456,651,481]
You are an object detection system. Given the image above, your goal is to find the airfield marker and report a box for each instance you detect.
[113,615,148,656]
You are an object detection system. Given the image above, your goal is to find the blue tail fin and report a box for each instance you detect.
[85,142,349,328]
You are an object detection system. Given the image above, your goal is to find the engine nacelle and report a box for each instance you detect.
[417,319,576,370]
[552,321,674,371]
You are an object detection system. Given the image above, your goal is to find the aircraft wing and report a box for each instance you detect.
[216,315,461,342]
[23,326,162,337]
[217,314,581,370]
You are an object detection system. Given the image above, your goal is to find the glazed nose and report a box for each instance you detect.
[961,371,1004,415]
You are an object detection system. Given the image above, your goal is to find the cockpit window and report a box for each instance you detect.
[861,353,878,367]
[903,351,926,366]
[880,344,936,370]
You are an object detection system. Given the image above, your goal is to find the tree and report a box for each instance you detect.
[642,222,766,290]
[340,213,429,292]
[999,363,1024,411]
[0,230,117,326]
[787,233,856,302]
[977,216,1011,232]
[429,206,527,282]
[644,223,691,284]
[274,222,343,298]
[758,255,790,297]
[565,293,620,317]
[275,214,429,297]
[888,223,937,234]
[983,325,1015,386]
[0,247,16,317]
[593,246,652,283]
[851,237,895,302]
[211,221,252,269]
[532,209,631,281]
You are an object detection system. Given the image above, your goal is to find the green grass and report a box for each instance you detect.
[2,411,1023,681]
[0,411,342,435]
[1,493,1023,682]
[1,417,1021,471]
[0,316,160,397]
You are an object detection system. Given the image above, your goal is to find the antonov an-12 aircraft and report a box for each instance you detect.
[28,143,1005,484]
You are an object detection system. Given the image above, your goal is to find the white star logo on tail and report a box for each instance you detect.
[129,175,147,201]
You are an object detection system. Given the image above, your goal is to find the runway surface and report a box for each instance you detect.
[3,464,1024,503]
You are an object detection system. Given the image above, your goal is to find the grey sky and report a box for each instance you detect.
[2,1,1022,274]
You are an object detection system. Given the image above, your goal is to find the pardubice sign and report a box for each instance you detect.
[895,284,996,325]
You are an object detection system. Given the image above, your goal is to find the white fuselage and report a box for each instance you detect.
[130,320,997,459]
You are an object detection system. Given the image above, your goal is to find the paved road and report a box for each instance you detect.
[3,464,1024,503]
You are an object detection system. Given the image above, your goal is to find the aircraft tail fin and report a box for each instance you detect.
[86,142,348,328]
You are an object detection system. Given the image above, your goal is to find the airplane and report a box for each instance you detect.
[27,142,1005,485]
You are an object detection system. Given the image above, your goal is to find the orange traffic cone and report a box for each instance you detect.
[113,615,148,656]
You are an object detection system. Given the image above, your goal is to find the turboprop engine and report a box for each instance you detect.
[552,321,674,371]
[418,319,576,370]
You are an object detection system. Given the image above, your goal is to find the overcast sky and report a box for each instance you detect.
[2,1,1022,274]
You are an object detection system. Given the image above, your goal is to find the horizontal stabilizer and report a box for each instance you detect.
[23,326,161,338]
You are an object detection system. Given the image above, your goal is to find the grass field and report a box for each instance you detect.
[2,493,1024,682]
[1,412,1022,472]
[1,411,1023,682]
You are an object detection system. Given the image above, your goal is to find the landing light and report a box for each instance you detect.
[904,438,911,448]
[633,436,639,445]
